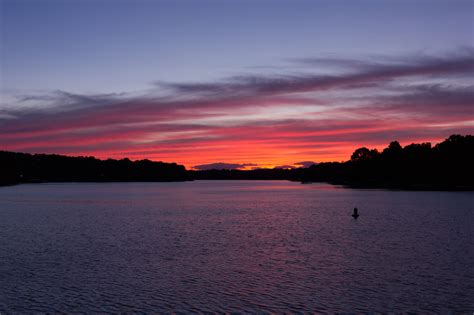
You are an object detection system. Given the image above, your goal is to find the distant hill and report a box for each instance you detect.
[189,168,303,180]
[0,151,189,185]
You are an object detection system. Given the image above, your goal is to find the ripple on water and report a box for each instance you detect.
[0,181,473,313]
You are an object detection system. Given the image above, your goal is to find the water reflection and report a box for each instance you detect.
[0,181,472,312]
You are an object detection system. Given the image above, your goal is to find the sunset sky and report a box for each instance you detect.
[1,0,473,169]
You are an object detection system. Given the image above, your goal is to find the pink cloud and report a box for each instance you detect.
[1,50,472,167]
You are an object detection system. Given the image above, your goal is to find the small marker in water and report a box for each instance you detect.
[352,207,359,219]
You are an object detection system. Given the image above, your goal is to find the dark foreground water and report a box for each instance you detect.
[0,181,473,313]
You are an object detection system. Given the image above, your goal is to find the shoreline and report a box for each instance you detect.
[2,179,473,192]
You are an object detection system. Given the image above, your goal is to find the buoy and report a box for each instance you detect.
[352,207,359,219]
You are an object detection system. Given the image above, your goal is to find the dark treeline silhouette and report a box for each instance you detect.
[1,134,473,190]
[192,134,474,190]
[190,168,305,180]
[0,151,188,185]
[299,134,474,190]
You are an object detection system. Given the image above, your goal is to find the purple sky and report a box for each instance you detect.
[1,0,473,168]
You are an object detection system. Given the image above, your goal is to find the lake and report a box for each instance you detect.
[0,181,473,313]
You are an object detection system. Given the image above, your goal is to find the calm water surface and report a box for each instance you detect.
[0,181,473,313]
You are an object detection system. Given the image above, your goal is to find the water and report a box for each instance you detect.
[0,181,473,313]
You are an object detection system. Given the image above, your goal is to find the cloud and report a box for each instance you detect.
[2,90,125,114]
[294,161,316,168]
[162,49,474,97]
[193,162,258,170]
[0,48,472,167]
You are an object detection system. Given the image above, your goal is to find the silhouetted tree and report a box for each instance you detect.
[300,134,473,190]
[384,141,402,153]
[0,151,189,185]
[351,147,371,161]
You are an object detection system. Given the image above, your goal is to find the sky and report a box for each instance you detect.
[1,0,473,169]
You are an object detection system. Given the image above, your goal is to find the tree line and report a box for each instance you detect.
[0,151,188,185]
[1,134,473,190]
[299,134,474,190]
[193,134,474,190]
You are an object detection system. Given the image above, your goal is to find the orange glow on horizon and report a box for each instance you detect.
[33,135,446,170]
